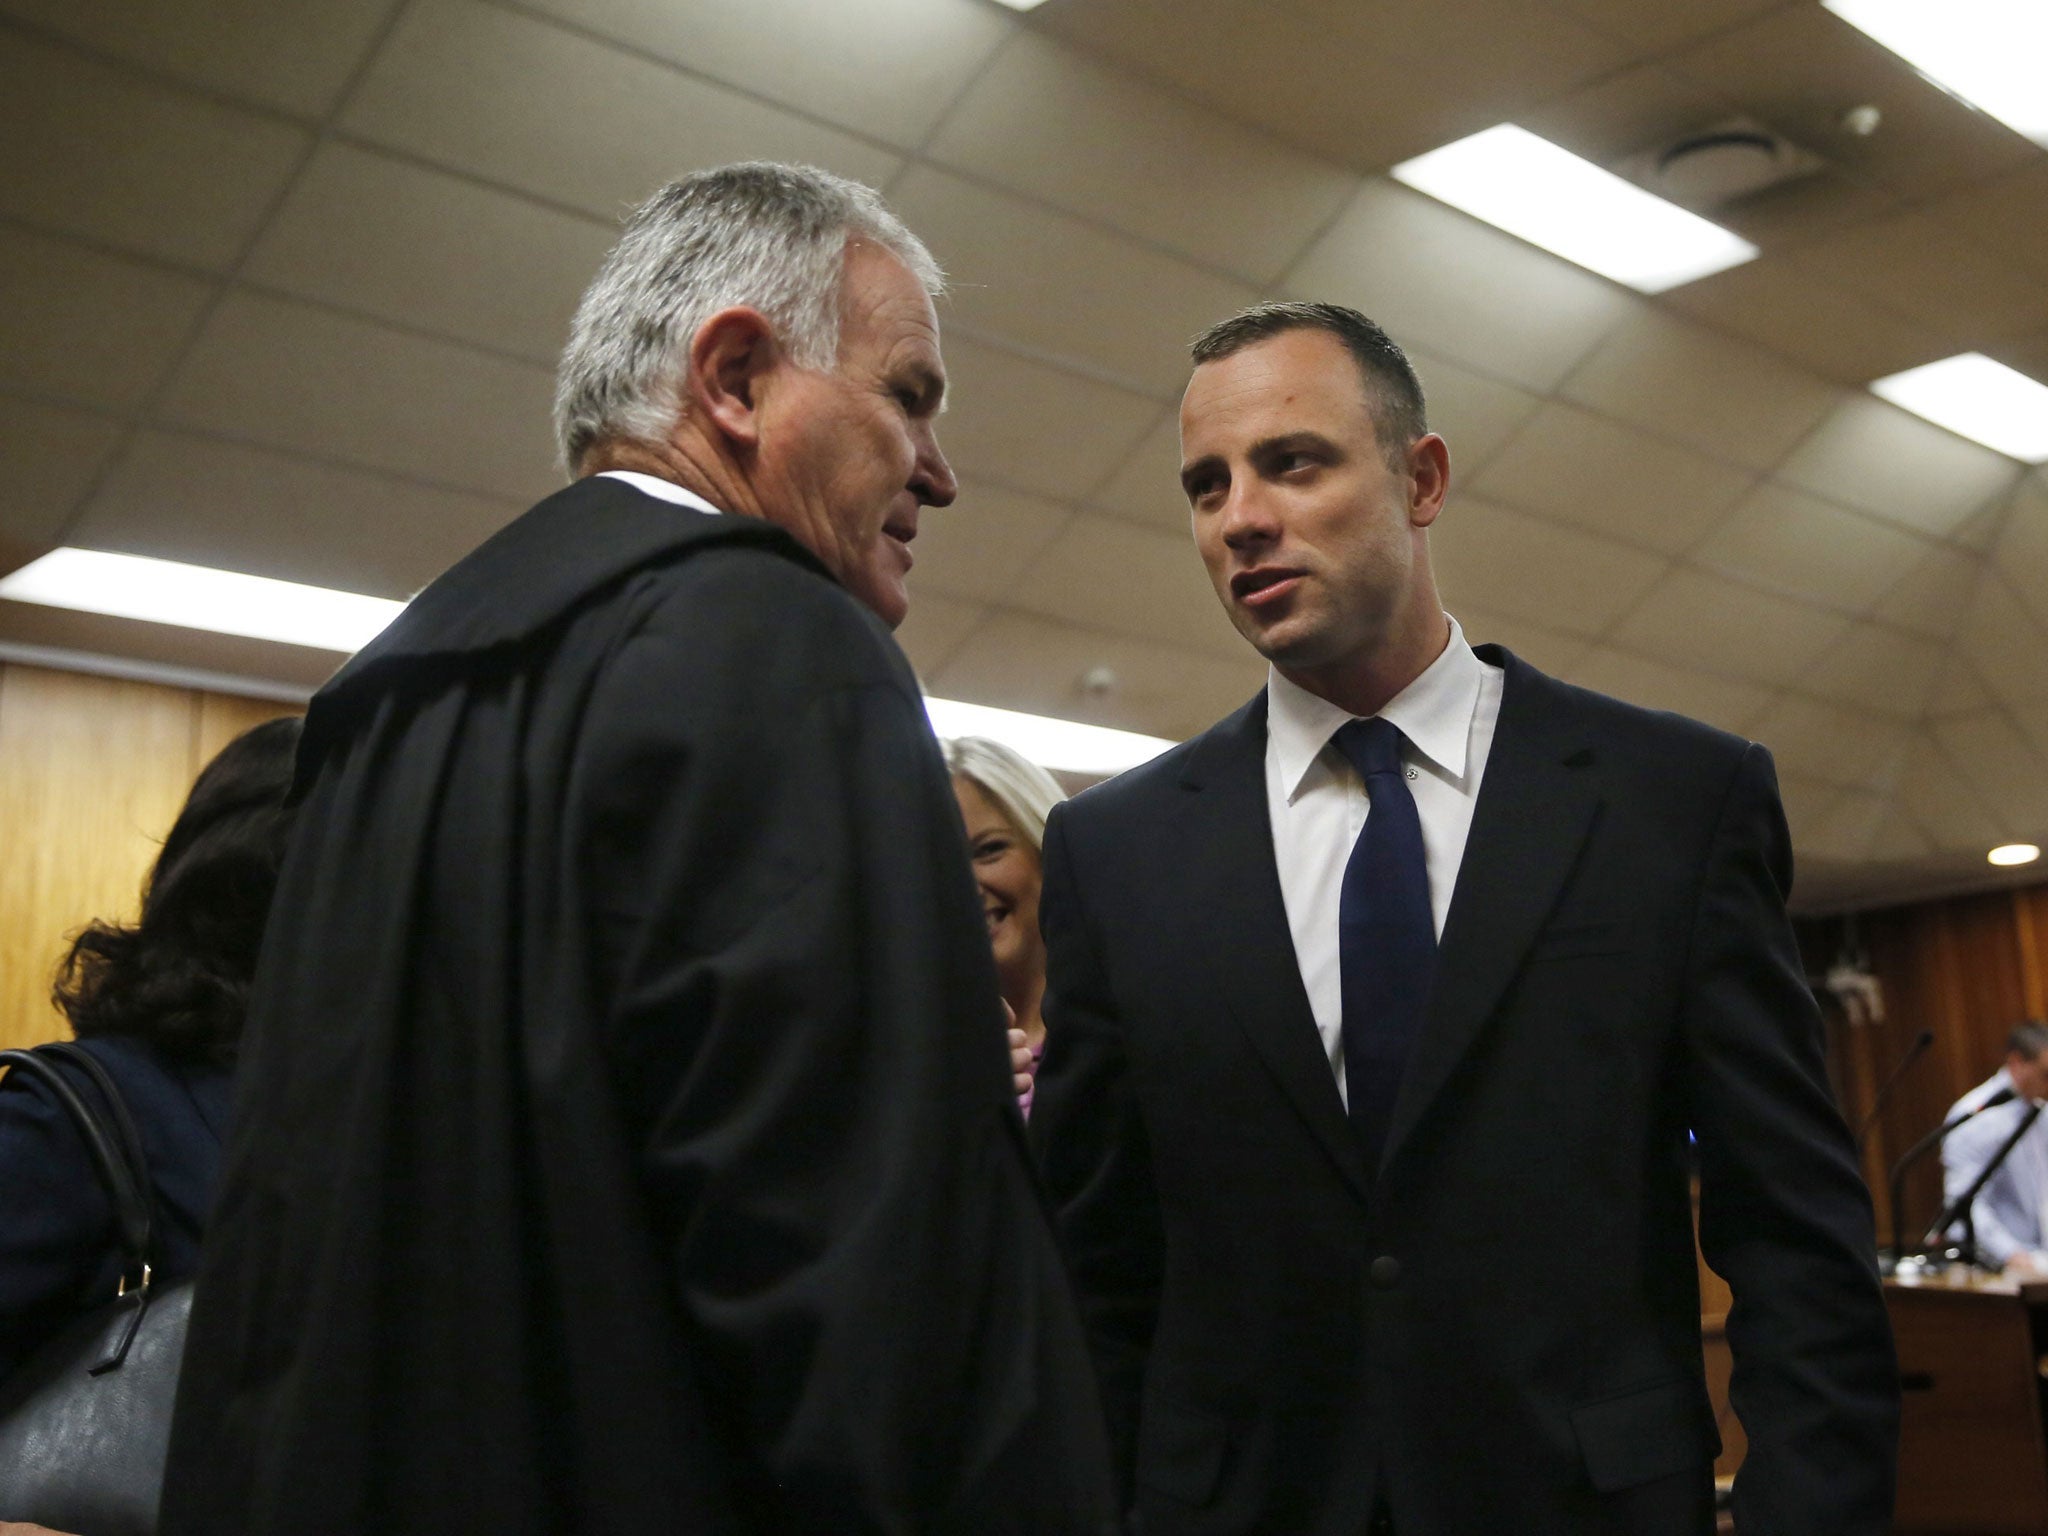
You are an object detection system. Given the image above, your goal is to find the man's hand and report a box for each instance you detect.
[2005,1251,2048,1278]
[1009,1026,1035,1099]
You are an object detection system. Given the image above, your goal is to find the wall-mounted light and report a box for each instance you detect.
[1988,843,2042,867]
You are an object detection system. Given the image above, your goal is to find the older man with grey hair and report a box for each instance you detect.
[160,163,1118,1536]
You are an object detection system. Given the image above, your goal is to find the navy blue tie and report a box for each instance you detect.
[1334,717,1436,1175]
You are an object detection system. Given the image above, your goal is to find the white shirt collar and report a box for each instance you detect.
[596,469,725,518]
[1267,614,1487,804]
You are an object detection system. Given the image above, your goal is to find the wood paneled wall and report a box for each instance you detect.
[0,661,299,1052]
[1800,887,2048,1255]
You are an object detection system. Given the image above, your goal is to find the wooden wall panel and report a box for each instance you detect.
[0,663,304,1053]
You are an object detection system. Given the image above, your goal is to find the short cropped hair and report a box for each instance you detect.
[554,161,943,473]
[942,736,1068,855]
[1190,301,1427,467]
[2009,1020,2048,1060]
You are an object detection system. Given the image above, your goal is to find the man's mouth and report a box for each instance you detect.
[1231,568,1303,609]
[883,519,916,570]
[983,901,1010,935]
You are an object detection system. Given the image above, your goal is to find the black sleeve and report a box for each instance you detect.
[1030,803,1164,1510]
[0,1069,115,1379]
[1683,743,1900,1535]
[576,563,1118,1536]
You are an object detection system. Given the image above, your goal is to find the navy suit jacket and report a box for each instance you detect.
[1031,647,1899,1536]
[0,1033,230,1379]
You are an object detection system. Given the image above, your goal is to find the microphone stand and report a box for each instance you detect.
[1886,1087,2018,1271]
[1923,1100,2044,1270]
[1858,1029,1934,1152]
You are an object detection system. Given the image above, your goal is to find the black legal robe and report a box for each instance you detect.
[160,476,1118,1535]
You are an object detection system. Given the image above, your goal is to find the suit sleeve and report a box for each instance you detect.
[576,571,1118,1536]
[1682,742,1900,1536]
[1030,803,1164,1510]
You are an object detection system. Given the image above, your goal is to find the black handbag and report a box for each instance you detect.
[0,1041,190,1535]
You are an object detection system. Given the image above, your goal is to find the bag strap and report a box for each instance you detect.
[0,1043,162,1371]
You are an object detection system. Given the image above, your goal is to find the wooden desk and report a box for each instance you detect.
[1888,1270,2048,1535]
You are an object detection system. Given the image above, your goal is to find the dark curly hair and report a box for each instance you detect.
[53,714,303,1065]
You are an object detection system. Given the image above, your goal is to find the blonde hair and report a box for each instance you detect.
[942,736,1067,853]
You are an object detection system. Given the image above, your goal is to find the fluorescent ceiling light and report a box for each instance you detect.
[924,696,1173,776]
[1390,124,1759,293]
[1989,843,2041,867]
[0,548,405,652]
[984,0,1049,9]
[1868,354,2048,463]
[1824,0,2048,147]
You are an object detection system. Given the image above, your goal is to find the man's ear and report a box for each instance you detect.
[686,306,779,449]
[1407,432,1451,529]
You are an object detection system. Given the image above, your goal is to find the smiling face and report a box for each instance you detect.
[1179,327,1448,710]
[953,775,1046,1002]
[760,239,957,628]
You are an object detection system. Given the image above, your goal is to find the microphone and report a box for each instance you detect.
[1857,1029,1935,1151]
[1887,1084,2023,1265]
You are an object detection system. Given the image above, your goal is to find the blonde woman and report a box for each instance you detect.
[943,736,1068,1116]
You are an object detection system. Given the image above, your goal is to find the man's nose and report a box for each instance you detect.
[1218,482,1278,547]
[914,431,958,508]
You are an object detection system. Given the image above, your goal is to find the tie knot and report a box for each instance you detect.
[1334,716,1405,780]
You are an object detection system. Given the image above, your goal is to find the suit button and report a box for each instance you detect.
[1369,1255,1401,1289]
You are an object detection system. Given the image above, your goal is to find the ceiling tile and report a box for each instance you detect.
[1416,354,1542,478]
[1605,567,1852,689]
[1750,694,1910,793]
[1893,735,2006,852]
[1660,254,1952,389]
[1284,181,1639,395]
[1774,395,2022,540]
[1690,482,1933,613]
[1471,402,1754,554]
[1559,308,1838,472]
[908,481,1073,607]
[0,0,400,118]
[1549,0,1783,52]
[0,397,125,545]
[340,0,900,222]
[0,30,307,271]
[926,30,1355,286]
[1993,472,2048,629]
[1932,163,2048,290]
[931,607,1265,742]
[1924,653,1995,718]
[1764,769,1842,847]
[69,428,519,598]
[1800,622,1945,719]
[1516,60,1737,169]
[1430,495,1669,639]
[1868,543,1985,639]
[515,0,1010,149]
[1804,789,1907,863]
[1787,209,2048,345]
[1930,710,2048,837]
[244,141,614,366]
[0,226,212,412]
[892,166,1258,399]
[1561,647,1774,736]
[156,292,559,502]
[935,334,1159,505]
[1665,4,2040,204]
[894,589,988,683]
[1954,574,2048,710]
[1086,406,1189,536]
[1454,606,1590,678]
[1008,512,1241,662]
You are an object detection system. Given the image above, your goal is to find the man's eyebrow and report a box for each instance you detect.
[908,361,947,414]
[1179,452,1223,493]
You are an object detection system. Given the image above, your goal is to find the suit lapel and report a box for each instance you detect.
[1178,695,1372,1205]
[1380,650,1604,1171]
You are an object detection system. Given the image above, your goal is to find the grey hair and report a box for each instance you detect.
[943,736,1068,854]
[554,162,943,474]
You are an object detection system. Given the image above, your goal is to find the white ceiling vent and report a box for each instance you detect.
[1615,118,1827,210]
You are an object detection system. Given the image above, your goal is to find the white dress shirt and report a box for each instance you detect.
[597,469,723,516]
[1942,1066,2048,1266]
[1264,615,1504,1107]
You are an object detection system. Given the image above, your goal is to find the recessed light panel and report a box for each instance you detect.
[1869,354,2048,464]
[1390,124,1759,294]
[0,548,406,652]
[1824,0,2048,147]
[1989,843,2042,867]
[924,696,1173,776]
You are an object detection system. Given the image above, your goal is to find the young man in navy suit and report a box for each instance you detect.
[1030,302,1897,1536]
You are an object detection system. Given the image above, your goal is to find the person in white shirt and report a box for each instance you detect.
[1029,300,1897,1536]
[1941,1020,2048,1273]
